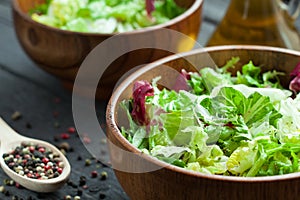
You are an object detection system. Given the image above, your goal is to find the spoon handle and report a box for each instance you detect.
[0,117,23,146]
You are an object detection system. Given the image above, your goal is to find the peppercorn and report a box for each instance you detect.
[64,195,72,200]
[100,171,108,180]
[4,189,10,196]
[67,127,76,133]
[77,189,83,196]
[91,170,98,178]
[2,143,64,180]
[0,185,5,193]
[11,111,22,121]
[25,122,32,129]
[53,135,60,142]
[67,181,73,186]
[83,136,91,144]
[82,185,88,190]
[85,159,91,166]
[3,179,14,186]
[69,147,74,152]
[60,133,70,139]
[99,193,106,199]
[67,180,78,189]
[79,176,86,186]
[15,182,23,189]
[59,142,70,152]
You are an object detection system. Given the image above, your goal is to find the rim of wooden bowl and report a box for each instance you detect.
[107,45,300,183]
[12,0,204,36]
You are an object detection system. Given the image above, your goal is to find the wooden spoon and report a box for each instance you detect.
[0,117,71,193]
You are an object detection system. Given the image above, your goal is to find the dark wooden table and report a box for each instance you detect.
[0,0,299,199]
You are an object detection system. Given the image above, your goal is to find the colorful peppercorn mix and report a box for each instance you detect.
[2,142,64,180]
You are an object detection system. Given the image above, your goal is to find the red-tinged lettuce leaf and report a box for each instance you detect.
[146,0,155,17]
[289,62,300,93]
[131,81,154,126]
[172,69,191,92]
[289,74,300,93]
[290,62,300,78]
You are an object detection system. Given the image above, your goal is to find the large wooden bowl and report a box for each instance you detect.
[12,0,203,100]
[106,45,300,200]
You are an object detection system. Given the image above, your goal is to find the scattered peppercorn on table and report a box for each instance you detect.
[1,0,300,199]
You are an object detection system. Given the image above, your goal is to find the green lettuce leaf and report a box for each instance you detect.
[227,141,258,175]
[210,87,282,127]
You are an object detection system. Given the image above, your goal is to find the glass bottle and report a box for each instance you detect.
[206,0,300,51]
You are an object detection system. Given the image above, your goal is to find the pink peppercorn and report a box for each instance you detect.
[44,165,51,171]
[60,133,70,139]
[42,157,49,164]
[82,185,88,190]
[35,173,40,178]
[24,154,31,159]
[91,171,98,178]
[67,127,76,133]
[29,146,35,153]
[15,182,23,189]
[83,135,91,144]
[57,168,63,174]
[38,147,45,153]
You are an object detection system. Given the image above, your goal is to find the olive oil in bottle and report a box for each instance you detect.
[207,0,300,50]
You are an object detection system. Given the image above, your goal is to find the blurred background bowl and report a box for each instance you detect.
[12,0,203,100]
[106,45,300,200]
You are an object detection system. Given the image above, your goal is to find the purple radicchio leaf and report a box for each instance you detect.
[131,80,154,126]
[289,74,300,94]
[172,69,191,92]
[146,0,155,17]
[290,62,300,78]
[289,62,300,94]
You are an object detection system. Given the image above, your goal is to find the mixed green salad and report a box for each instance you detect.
[30,0,185,33]
[120,58,300,177]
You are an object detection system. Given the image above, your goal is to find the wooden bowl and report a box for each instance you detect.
[12,0,203,100]
[106,45,300,200]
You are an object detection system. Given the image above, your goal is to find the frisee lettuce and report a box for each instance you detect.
[120,58,300,177]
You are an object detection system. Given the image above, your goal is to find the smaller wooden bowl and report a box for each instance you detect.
[106,45,300,200]
[12,0,203,100]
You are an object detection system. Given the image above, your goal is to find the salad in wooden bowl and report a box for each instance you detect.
[106,45,300,200]
[12,0,203,99]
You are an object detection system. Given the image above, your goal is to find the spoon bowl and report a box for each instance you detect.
[0,118,71,193]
